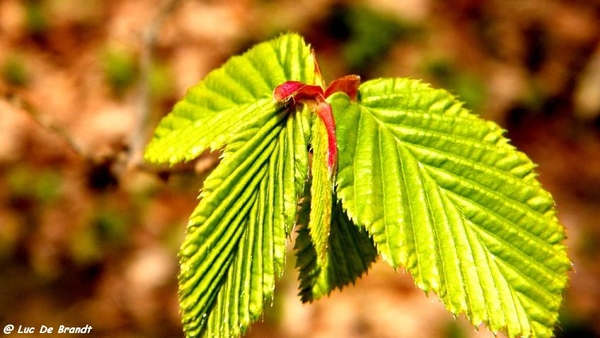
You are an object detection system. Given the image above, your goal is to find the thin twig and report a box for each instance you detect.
[129,0,184,170]
[3,90,87,158]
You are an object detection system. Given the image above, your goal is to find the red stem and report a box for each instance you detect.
[315,99,337,173]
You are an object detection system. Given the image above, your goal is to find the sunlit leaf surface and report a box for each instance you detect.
[332,79,570,337]
[145,34,570,338]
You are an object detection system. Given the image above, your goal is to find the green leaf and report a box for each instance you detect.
[307,114,334,262]
[331,78,570,338]
[145,33,315,164]
[295,189,378,302]
[294,112,378,301]
[146,33,314,337]
[146,31,569,338]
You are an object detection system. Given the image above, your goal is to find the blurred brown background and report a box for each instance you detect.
[1,0,600,337]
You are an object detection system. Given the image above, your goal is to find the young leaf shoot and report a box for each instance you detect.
[145,33,570,338]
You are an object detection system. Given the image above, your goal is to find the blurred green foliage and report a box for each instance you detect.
[423,58,487,112]
[442,320,468,338]
[24,0,49,37]
[92,207,130,245]
[70,206,131,264]
[150,61,174,100]
[7,166,62,206]
[101,46,138,96]
[332,5,422,75]
[2,55,30,87]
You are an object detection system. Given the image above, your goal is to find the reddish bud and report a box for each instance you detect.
[273,73,361,174]
[273,81,307,102]
[324,75,361,101]
[274,81,324,104]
